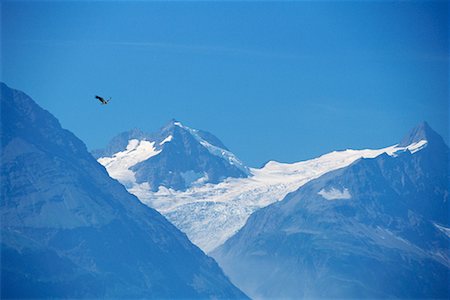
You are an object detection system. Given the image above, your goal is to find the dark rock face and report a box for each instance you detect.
[212,123,449,299]
[0,83,248,299]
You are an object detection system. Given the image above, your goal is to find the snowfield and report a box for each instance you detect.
[99,139,428,252]
[98,139,160,187]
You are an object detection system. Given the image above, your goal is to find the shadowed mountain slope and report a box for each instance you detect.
[213,123,449,299]
[0,82,247,299]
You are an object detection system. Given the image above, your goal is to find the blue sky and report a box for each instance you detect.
[2,1,448,167]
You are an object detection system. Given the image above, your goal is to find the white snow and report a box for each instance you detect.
[407,140,427,154]
[199,139,249,173]
[126,140,428,252]
[169,122,249,175]
[98,139,160,187]
[181,125,250,175]
[159,135,173,145]
[98,133,429,253]
[318,187,351,200]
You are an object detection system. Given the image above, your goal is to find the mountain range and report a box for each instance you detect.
[212,122,449,299]
[2,82,448,299]
[0,83,247,299]
[95,119,440,255]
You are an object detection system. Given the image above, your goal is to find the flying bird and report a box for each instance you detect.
[95,95,111,105]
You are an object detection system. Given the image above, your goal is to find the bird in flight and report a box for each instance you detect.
[95,95,111,105]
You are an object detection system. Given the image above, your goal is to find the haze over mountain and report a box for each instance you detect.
[212,122,449,299]
[0,83,247,299]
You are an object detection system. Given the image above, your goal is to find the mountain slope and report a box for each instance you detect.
[212,123,449,299]
[98,122,431,252]
[93,120,249,191]
[0,83,247,299]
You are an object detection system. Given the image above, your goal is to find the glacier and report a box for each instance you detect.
[97,121,429,252]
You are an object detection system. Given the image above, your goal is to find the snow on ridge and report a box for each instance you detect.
[130,143,399,251]
[98,139,160,187]
[178,123,250,175]
[160,135,173,145]
[407,140,427,154]
[262,140,428,172]
[318,187,351,200]
[100,137,429,253]
[199,139,250,175]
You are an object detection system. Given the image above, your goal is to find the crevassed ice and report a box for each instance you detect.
[100,137,428,253]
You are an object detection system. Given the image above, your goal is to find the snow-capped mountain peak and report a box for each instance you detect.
[399,121,444,147]
[211,122,449,300]
[129,130,433,252]
[94,120,249,192]
[173,120,183,127]
[96,119,439,253]
[180,124,249,175]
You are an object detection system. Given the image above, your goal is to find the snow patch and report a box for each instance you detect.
[407,140,427,154]
[387,140,428,157]
[98,139,160,187]
[318,187,351,200]
[160,135,173,145]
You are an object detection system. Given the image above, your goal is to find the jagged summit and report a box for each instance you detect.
[94,119,249,191]
[1,82,87,158]
[95,119,447,252]
[399,121,447,148]
[159,118,181,133]
[157,119,230,151]
[213,121,449,299]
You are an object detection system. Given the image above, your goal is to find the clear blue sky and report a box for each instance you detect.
[2,1,448,167]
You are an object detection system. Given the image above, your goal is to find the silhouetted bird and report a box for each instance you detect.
[95,95,110,105]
